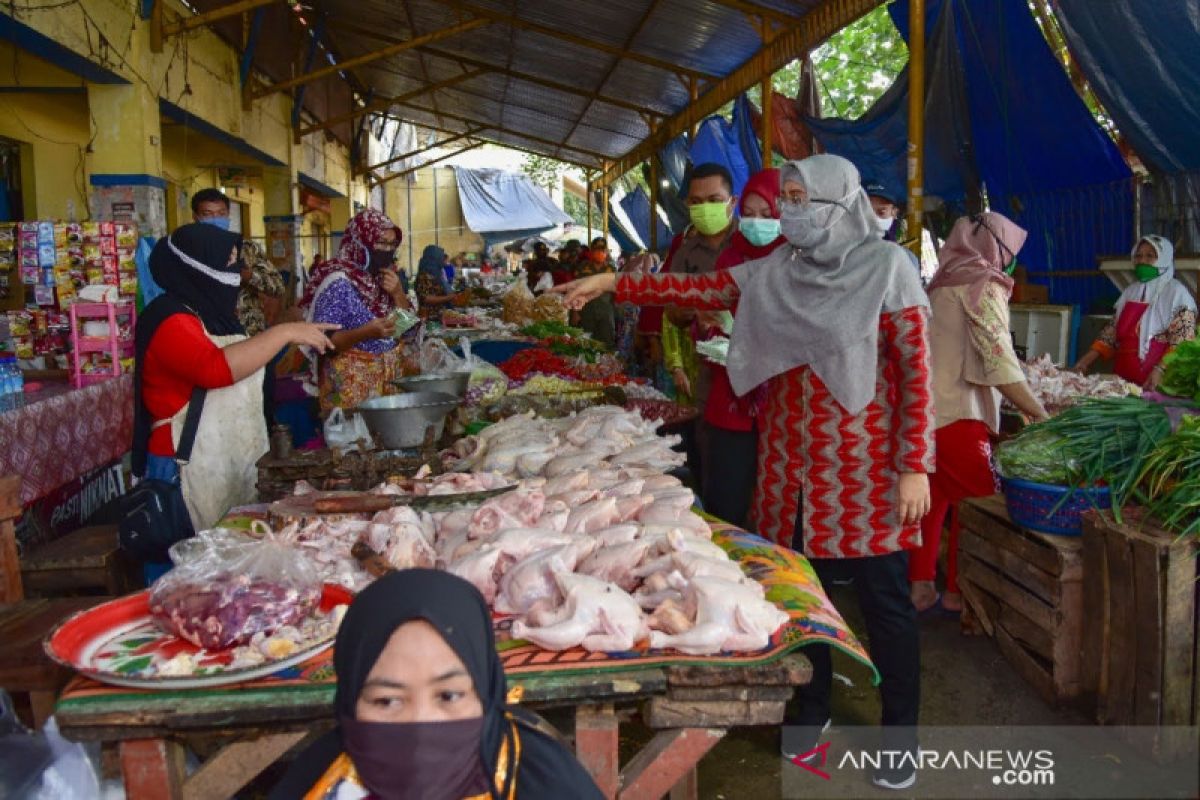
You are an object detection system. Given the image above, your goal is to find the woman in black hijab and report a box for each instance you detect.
[271,569,602,800]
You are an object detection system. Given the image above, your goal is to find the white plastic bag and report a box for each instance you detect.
[533,271,554,293]
[324,407,374,451]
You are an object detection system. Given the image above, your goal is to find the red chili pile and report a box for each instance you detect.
[499,348,626,386]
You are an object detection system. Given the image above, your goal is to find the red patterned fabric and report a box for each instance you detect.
[300,209,399,319]
[0,377,134,504]
[617,273,935,557]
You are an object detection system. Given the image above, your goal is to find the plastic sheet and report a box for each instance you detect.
[453,167,572,246]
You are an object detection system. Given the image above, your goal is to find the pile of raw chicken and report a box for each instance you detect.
[277,407,789,656]
[1019,354,1140,412]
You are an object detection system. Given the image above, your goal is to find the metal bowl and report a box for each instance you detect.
[392,371,471,398]
[356,391,460,449]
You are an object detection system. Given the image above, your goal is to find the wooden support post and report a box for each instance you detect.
[619,728,725,800]
[688,78,700,141]
[586,176,595,239]
[0,474,22,603]
[182,732,307,800]
[576,704,619,799]
[905,0,926,260]
[121,739,185,800]
[601,168,610,239]
[149,0,163,54]
[649,157,660,252]
[760,66,773,165]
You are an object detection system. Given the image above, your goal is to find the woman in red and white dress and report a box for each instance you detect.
[556,154,934,790]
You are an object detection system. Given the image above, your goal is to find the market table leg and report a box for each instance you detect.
[121,738,185,800]
[182,731,307,800]
[575,703,619,799]
[668,766,699,800]
[618,728,725,800]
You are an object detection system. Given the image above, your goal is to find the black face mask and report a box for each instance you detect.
[369,250,395,274]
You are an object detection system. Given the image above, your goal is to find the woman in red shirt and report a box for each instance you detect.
[702,167,787,529]
[134,223,336,543]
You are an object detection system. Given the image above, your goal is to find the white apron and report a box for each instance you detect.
[158,331,268,531]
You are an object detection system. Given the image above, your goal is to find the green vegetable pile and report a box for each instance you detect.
[996,397,1172,518]
[1159,339,1200,403]
[1135,416,1200,538]
[519,320,584,339]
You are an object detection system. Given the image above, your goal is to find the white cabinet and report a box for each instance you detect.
[1009,304,1073,366]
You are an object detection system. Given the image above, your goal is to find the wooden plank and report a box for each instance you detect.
[959,552,1057,633]
[960,498,1064,576]
[1100,524,1137,725]
[993,620,1057,706]
[513,668,667,704]
[619,729,724,800]
[668,685,794,702]
[1131,534,1166,727]
[121,739,184,800]
[1080,512,1109,701]
[666,653,811,688]
[1160,532,1198,727]
[643,698,786,728]
[0,518,22,603]
[958,580,995,637]
[960,528,1061,605]
[997,605,1055,661]
[576,704,619,800]
[182,732,306,800]
[1051,572,1084,699]
[669,766,699,800]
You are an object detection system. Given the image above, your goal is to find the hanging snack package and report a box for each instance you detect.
[150,532,322,651]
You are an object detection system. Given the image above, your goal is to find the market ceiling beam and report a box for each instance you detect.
[401,0,452,139]
[358,126,484,176]
[370,141,485,188]
[435,0,720,83]
[250,17,489,100]
[388,100,613,162]
[373,115,598,171]
[555,0,665,160]
[300,69,487,139]
[598,0,885,185]
[707,0,806,28]
[152,0,284,52]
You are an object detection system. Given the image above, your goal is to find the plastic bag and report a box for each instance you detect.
[533,271,553,293]
[150,533,323,650]
[0,693,100,800]
[391,307,420,338]
[419,338,467,374]
[324,407,373,452]
[994,429,1078,485]
[696,336,729,366]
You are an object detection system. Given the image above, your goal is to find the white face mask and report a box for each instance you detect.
[873,214,894,237]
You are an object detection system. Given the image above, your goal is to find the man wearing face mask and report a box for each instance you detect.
[864,180,921,276]
[191,188,233,230]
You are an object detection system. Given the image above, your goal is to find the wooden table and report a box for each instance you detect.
[56,654,811,800]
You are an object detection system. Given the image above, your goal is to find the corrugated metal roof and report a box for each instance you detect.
[188,0,866,170]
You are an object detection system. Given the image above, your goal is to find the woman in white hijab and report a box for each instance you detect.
[555,154,934,790]
[1075,235,1196,389]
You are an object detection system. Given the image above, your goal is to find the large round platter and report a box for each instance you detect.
[45,584,352,690]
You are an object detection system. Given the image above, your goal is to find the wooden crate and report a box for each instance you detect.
[957,496,1084,705]
[1081,509,1198,759]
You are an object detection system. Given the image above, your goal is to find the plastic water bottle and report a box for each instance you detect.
[0,357,13,396]
[10,358,23,396]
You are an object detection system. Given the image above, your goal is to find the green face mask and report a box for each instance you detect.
[1004,259,1018,276]
[689,201,732,236]
[1133,262,1160,283]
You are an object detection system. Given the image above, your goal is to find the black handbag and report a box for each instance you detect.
[119,387,206,562]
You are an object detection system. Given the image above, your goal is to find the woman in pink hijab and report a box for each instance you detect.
[912,212,1048,614]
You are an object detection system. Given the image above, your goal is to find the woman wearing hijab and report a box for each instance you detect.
[414,244,458,318]
[237,241,286,337]
[134,223,336,538]
[301,210,412,415]
[270,569,602,800]
[556,155,933,788]
[701,167,787,529]
[912,213,1049,614]
[1074,235,1196,389]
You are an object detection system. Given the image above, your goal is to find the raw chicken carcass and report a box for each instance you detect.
[603,478,646,497]
[638,504,711,536]
[647,596,692,635]
[544,451,608,478]
[447,546,506,604]
[613,494,656,522]
[634,570,687,609]
[577,540,652,591]
[649,577,789,655]
[588,524,641,547]
[469,490,546,538]
[494,544,581,615]
[563,497,621,536]
[516,450,556,478]
[640,474,683,491]
[547,489,603,507]
[536,500,571,533]
[541,470,591,496]
[488,527,576,562]
[511,573,649,653]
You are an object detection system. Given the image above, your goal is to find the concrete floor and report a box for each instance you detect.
[678,584,1092,800]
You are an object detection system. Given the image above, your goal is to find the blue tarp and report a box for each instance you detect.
[805,0,1132,310]
[690,108,755,198]
[1054,0,1200,174]
[619,186,672,253]
[453,167,572,248]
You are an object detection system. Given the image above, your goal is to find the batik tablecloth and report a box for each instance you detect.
[0,376,133,504]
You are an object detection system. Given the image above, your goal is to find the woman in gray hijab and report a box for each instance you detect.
[555,154,934,790]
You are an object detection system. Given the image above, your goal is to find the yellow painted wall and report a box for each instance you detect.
[3,0,368,233]
[386,166,483,276]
